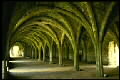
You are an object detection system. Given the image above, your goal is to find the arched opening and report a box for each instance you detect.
[108,41,119,67]
[9,42,24,58]
[9,45,24,58]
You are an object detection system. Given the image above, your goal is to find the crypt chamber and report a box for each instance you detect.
[2,1,119,79]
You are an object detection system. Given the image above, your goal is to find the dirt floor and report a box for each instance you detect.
[3,57,119,79]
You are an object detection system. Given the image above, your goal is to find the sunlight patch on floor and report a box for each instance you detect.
[9,60,37,63]
[9,66,73,73]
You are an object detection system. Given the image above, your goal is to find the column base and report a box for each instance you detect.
[74,66,80,71]
[49,61,53,64]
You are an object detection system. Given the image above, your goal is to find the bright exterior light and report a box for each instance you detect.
[13,46,19,57]
[108,41,119,67]
[10,46,24,57]
[115,44,119,66]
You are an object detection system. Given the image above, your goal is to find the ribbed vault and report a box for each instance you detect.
[3,2,119,78]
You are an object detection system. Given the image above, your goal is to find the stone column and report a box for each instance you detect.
[95,41,104,77]
[38,47,42,61]
[74,45,79,71]
[58,44,63,66]
[49,45,53,64]
[43,47,46,62]
[32,48,34,59]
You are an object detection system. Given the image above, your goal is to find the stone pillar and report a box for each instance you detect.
[74,45,79,71]
[72,35,80,71]
[58,44,63,66]
[30,46,32,58]
[32,48,34,59]
[49,46,53,64]
[95,41,104,77]
[82,41,87,62]
[43,47,46,62]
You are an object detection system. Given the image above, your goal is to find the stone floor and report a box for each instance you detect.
[3,57,119,79]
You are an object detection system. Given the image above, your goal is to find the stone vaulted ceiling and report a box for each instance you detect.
[2,1,119,77]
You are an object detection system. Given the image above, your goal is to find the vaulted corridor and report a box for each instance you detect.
[2,1,119,79]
